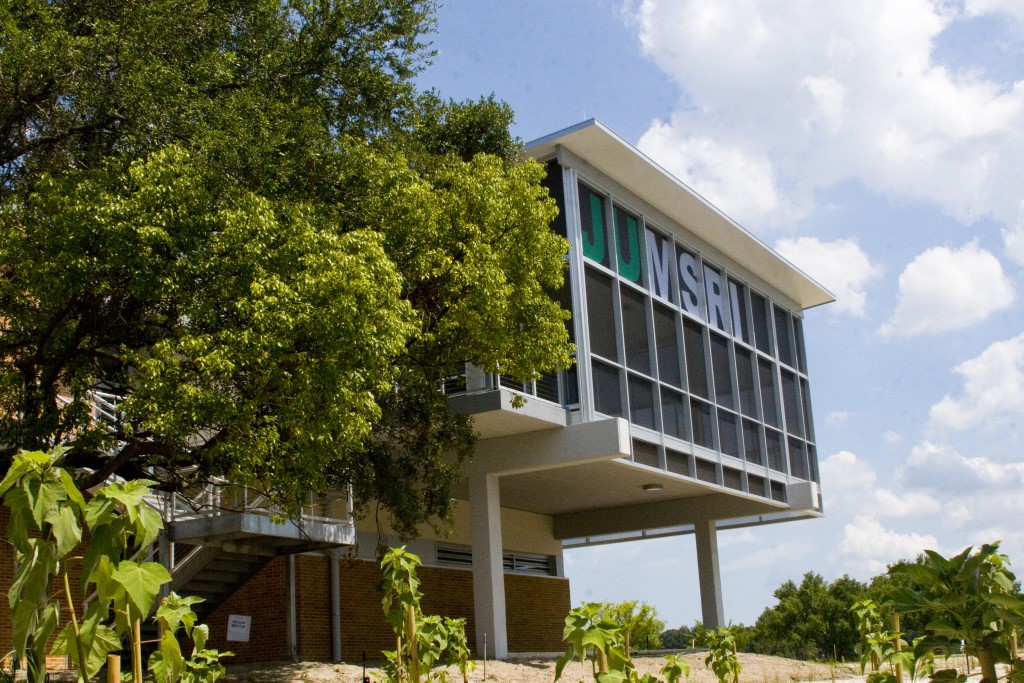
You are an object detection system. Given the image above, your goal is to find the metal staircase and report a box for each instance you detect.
[79,388,357,628]
[149,482,355,620]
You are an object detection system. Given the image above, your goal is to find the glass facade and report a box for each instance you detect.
[557,169,820,501]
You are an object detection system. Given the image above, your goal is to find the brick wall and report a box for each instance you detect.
[505,573,570,652]
[203,556,291,663]
[296,555,332,661]
[335,558,569,660]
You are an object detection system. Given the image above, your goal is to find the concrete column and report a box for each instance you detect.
[469,470,508,659]
[330,551,342,662]
[288,555,298,661]
[695,520,724,630]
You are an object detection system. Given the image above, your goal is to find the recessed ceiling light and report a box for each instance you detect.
[642,483,664,492]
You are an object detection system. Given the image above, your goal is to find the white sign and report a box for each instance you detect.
[226,614,251,642]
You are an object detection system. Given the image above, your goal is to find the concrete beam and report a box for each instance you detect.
[553,492,784,540]
[467,417,630,478]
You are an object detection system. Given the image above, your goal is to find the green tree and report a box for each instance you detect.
[660,624,699,650]
[0,0,573,534]
[597,601,666,652]
[750,572,868,661]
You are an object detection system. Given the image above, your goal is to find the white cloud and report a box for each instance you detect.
[894,441,1024,558]
[826,411,849,426]
[629,0,1024,232]
[1002,202,1024,265]
[637,124,788,228]
[821,450,940,518]
[878,241,1013,337]
[837,515,939,575]
[722,540,808,572]
[964,0,1024,26]
[883,430,903,445]
[774,237,882,317]
[928,332,1024,430]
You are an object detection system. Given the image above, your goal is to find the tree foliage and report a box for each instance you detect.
[0,0,573,533]
[750,572,867,661]
[596,601,665,652]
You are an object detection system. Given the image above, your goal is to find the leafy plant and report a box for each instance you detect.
[850,599,926,683]
[555,602,690,683]
[1,448,229,683]
[378,547,475,683]
[148,592,233,683]
[890,543,1024,683]
[703,628,741,683]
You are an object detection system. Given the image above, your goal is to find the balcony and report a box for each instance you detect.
[444,363,570,439]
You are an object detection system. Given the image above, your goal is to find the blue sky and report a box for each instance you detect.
[419,0,1024,627]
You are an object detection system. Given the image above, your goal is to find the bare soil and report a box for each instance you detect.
[224,652,864,683]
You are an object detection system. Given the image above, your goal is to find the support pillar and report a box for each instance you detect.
[330,551,342,662]
[695,519,724,630]
[469,471,508,659]
[287,555,298,661]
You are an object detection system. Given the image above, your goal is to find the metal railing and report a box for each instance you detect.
[441,362,568,406]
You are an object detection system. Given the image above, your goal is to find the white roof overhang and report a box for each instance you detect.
[525,120,834,311]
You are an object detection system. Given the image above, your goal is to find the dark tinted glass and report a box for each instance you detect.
[710,333,734,409]
[628,374,656,429]
[621,287,651,374]
[684,319,709,399]
[586,268,618,361]
[592,361,622,416]
[654,303,682,387]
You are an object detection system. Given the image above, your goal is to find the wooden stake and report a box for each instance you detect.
[132,618,142,683]
[892,613,903,683]
[406,605,420,683]
[106,654,120,683]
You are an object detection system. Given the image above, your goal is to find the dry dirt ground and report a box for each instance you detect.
[224,652,865,683]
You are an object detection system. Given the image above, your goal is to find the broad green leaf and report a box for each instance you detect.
[58,468,87,512]
[55,612,123,680]
[26,478,65,528]
[192,622,209,654]
[150,629,185,683]
[10,597,38,658]
[134,504,164,550]
[97,479,158,527]
[0,454,35,498]
[46,504,82,558]
[85,495,118,531]
[81,521,119,592]
[554,646,576,682]
[110,560,171,618]
[156,592,203,634]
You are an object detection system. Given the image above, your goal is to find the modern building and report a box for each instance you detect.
[0,120,832,666]
[442,119,833,658]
